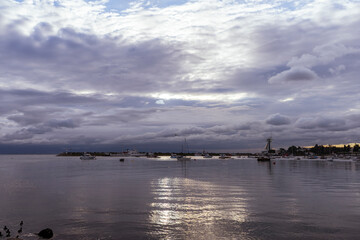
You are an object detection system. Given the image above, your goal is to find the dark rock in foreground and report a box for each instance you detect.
[38,228,53,239]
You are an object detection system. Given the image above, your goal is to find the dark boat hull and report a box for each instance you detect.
[257,157,270,161]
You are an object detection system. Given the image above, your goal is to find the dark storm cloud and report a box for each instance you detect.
[295,115,360,132]
[3,119,79,141]
[88,108,169,126]
[208,123,253,135]
[268,67,318,84]
[0,89,102,127]
[266,114,291,126]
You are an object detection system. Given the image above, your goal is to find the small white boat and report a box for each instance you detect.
[219,154,231,159]
[111,149,146,157]
[80,153,96,160]
[177,155,192,161]
[203,153,213,158]
[170,153,180,159]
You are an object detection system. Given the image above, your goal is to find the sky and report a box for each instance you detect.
[0,0,360,153]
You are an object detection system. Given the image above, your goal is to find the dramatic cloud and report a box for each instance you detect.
[295,115,360,132]
[3,119,80,142]
[268,67,318,84]
[0,0,360,153]
[266,114,291,126]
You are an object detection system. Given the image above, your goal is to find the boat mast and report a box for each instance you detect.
[184,138,189,153]
[265,137,272,153]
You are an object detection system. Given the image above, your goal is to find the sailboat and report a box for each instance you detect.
[257,137,272,161]
[177,138,191,161]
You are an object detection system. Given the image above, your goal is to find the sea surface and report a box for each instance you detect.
[0,155,360,239]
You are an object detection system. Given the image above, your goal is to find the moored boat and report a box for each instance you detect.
[112,149,146,157]
[219,154,231,159]
[80,153,96,160]
[257,137,273,162]
[177,155,192,161]
[257,156,271,161]
[170,153,180,159]
[177,138,192,161]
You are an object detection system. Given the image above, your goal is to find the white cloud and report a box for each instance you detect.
[287,44,360,68]
[155,99,165,104]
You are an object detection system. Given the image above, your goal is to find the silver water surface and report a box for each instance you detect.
[0,155,360,239]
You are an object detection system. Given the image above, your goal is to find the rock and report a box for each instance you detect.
[37,228,53,239]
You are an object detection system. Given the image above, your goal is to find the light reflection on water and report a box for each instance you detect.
[0,155,360,239]
[149,177,249,239]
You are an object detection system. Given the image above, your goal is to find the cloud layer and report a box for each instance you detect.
[1,0,360,153]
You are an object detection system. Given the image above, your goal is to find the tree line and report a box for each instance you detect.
[278,144,360,156]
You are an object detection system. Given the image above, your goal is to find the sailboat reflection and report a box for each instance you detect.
[180,160,188,177]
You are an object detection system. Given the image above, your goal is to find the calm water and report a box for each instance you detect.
[0,155,360,239]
